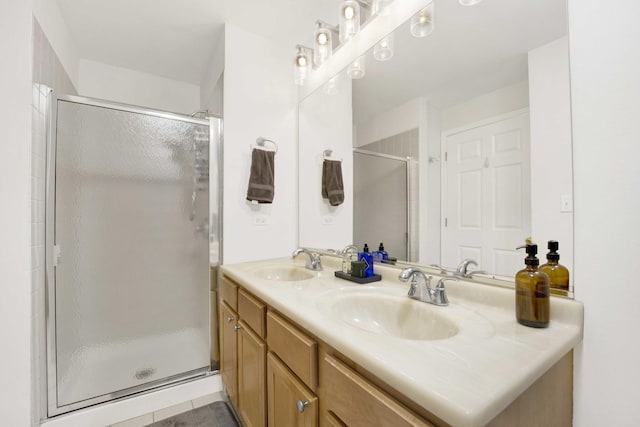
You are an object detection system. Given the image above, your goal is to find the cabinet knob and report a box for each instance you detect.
[226,316,234,323]
[296,400,309,413]
[233,325,242,332]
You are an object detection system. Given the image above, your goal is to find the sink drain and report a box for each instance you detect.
[134,368,156,380]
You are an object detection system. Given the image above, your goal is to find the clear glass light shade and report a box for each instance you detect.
[294,48,310,86]
[459,0,482,5]
[347,56,366,79]
[411,4,435,38]
[372,0,395,16]
[373,34,394,61]
[314,27,333,67]
[323,75,340,95]
[339,0,361,43]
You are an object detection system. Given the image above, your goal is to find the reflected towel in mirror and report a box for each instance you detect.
[322,159,344,206]
[246,148,275,203]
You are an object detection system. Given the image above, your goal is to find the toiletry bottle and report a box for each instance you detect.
[540,240,570,297]
[358,244,374,278]
[378,242,388,261]
[515,243,550,328]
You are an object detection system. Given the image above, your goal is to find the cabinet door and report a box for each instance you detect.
[220,302,238,406]
[238,320,267,427]
[267,352,318,427]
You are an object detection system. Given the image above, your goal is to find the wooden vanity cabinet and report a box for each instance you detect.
[220,274,573,427]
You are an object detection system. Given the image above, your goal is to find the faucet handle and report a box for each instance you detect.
[433,278,457,306]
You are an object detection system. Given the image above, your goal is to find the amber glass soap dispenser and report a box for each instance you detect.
[515,243,550,328]
[540,240,570,296]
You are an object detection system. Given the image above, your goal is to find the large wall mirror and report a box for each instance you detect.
[298,0,573,292]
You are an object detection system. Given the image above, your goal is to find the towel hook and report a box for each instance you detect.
[251,137,278,153]
[323,149,342,162]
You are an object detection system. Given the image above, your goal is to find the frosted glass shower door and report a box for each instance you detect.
[48,97,211,413]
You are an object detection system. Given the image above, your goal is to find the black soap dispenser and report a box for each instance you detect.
[540,240,570,296]
[515,243,550,328]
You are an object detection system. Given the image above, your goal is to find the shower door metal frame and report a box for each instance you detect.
[45,93,220,417]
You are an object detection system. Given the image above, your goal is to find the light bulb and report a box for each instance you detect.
[410,4,435,38]
[317,33,328,45]
[339,1,360,43]
[344,6,355,19]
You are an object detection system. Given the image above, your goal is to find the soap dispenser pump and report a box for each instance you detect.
[515,243,550,328]
[540,240,570,296]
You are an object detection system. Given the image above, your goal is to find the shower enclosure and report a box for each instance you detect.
[45,94,221,415]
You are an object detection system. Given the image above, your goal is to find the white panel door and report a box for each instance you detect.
[442,111,531,277]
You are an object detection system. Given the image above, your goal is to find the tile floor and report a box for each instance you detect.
[109,392,224,427]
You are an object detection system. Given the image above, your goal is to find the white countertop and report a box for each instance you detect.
[220,257,583,427]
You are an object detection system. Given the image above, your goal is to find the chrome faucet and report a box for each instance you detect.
[455,258,478,278]
[399,267,455,306]
[292,248,323,271]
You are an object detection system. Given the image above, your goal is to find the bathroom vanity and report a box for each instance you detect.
[219,257,583,427]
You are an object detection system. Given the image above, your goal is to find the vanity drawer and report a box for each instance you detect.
[220,276,238,311]
[321,354,433,427]
[238,289,266,338]
[267,311,318,391]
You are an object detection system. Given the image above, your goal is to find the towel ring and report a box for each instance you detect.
[251,137,278,153]
[323,149,342,162]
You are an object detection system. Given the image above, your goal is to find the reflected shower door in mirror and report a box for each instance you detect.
[298,0,573,288]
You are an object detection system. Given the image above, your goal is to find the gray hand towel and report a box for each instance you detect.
[246,148,275,203]
[322,159,344,206]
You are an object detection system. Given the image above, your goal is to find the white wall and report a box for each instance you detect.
[528,37,573,277]
[299,73,353,250]
[33,0,79,88]
[200,32,225,116]
[77,60,200,115]
[440,81,529,131]
[569,0,640,425]
[355,97,422,147]
[0,1,33,426]
[223,24,298,263]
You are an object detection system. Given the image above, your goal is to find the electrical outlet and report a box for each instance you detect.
[253,215,269,225]
[322,215,335,225]
[560,194,573,213]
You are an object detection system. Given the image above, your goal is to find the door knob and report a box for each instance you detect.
[296,400,310,413]
[226,316,234,323]
[233,325,242,332]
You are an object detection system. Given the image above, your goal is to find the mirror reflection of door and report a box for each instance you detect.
[442,110,531,276]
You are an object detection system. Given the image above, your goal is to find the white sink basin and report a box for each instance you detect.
[250,265,315,281]
[317,291,459,341]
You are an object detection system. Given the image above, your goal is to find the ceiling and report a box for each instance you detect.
[56,0,342,85]
[352,0,568,123]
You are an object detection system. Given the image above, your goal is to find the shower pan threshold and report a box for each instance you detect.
[42,373,221,427]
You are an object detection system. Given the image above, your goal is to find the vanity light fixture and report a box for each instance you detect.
[372,0,395,17]
[314,21,337,67]
[410,3,435,38]
[347,55,366,79]
[294,45,312,86]
[339,0,361,43]
[459,0,482,5]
